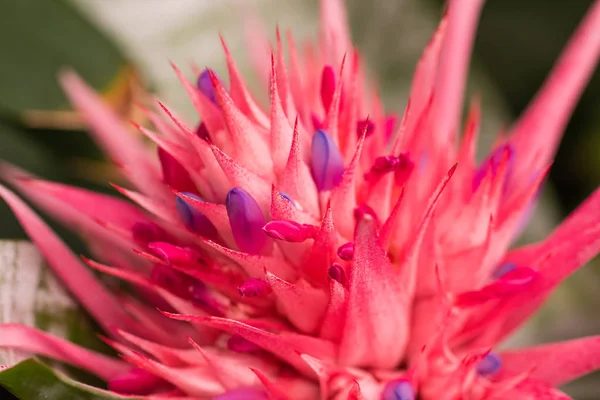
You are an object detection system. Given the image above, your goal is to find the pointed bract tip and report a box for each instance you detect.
[226,188,268,254]
[311,129,345,191]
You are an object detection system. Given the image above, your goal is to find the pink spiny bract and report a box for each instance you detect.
[1,0,600,399]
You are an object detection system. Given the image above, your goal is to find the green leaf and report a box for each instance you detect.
[0,359,135,400]
[0,0,130,120]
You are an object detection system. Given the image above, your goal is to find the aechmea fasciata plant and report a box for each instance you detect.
[0,0,600,398]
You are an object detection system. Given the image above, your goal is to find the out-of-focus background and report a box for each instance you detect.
[0,0,598,397]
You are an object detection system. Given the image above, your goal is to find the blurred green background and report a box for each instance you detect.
[0,0,598,398]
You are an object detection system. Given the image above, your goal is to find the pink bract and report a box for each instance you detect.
[1,0,600,399]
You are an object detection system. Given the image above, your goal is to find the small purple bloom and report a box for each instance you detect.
[226,188,268,254]
[311,129,345,191]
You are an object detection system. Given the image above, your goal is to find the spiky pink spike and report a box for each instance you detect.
[432,0,484,143]
[319,277,347,341]
[163,314,336,376]
[280,119,320,216]
[339,217,408,368]
[59,70,166,200]
[269,55,294,175]
[303,205,337,287]
[266,273,328,334]
[220,35,270,128]
[0,185,141,335]
[511,0,600,175]
[0,324,129,381]
[208,80,273,179]
[500,336,600,386]
[275,27,296,119]
[169,63,224,139]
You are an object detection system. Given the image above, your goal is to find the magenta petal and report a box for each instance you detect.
[158,147,197,193]
[311,129,345,191]
[263,220,310,242]
[328,263,347,286]
[226,187,268,254]
[320,65,336,112]
[108,367,166,395]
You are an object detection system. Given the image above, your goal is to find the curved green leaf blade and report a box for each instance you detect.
[0,359,134,400]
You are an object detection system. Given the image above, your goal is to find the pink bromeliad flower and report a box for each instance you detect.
[1,0,600,398]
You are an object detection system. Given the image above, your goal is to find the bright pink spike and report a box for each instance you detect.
[122,352,224,397]
[220,35,270,128]
[158,147,197,193]
[319,0,352,64]
[269,55,294,175]
[0,185,141,335]
[266,273,328,334]
[0,324,129,381]
[303,205,337,287]
[454,267,538,307]
[500,336,600,387]
[339,217,408,368]
[162,314,336,376]
[59,70,166,200]
[432,0,484,143]
[108,367,167,395]
[280,119,320,216]
[207,69,273,176]
[263,220,317,242]
[321,65,336,112]
[511,0,600,177]
[238,278,272,298]
[319,277,347,341]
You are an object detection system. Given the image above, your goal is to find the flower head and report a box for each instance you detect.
[1,0,600,399]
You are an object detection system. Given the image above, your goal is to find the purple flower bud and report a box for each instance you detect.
[226,188,268,254]
[175,193,219,240]
[337,242,355,261]
[492,262,517,280]
[382,379,415,400]
[197,68,219,104]
[476,352,502,376]
[227,334,261,353]
[328,263,347,286]
[238,278,272,297]
[311,129,345,191]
